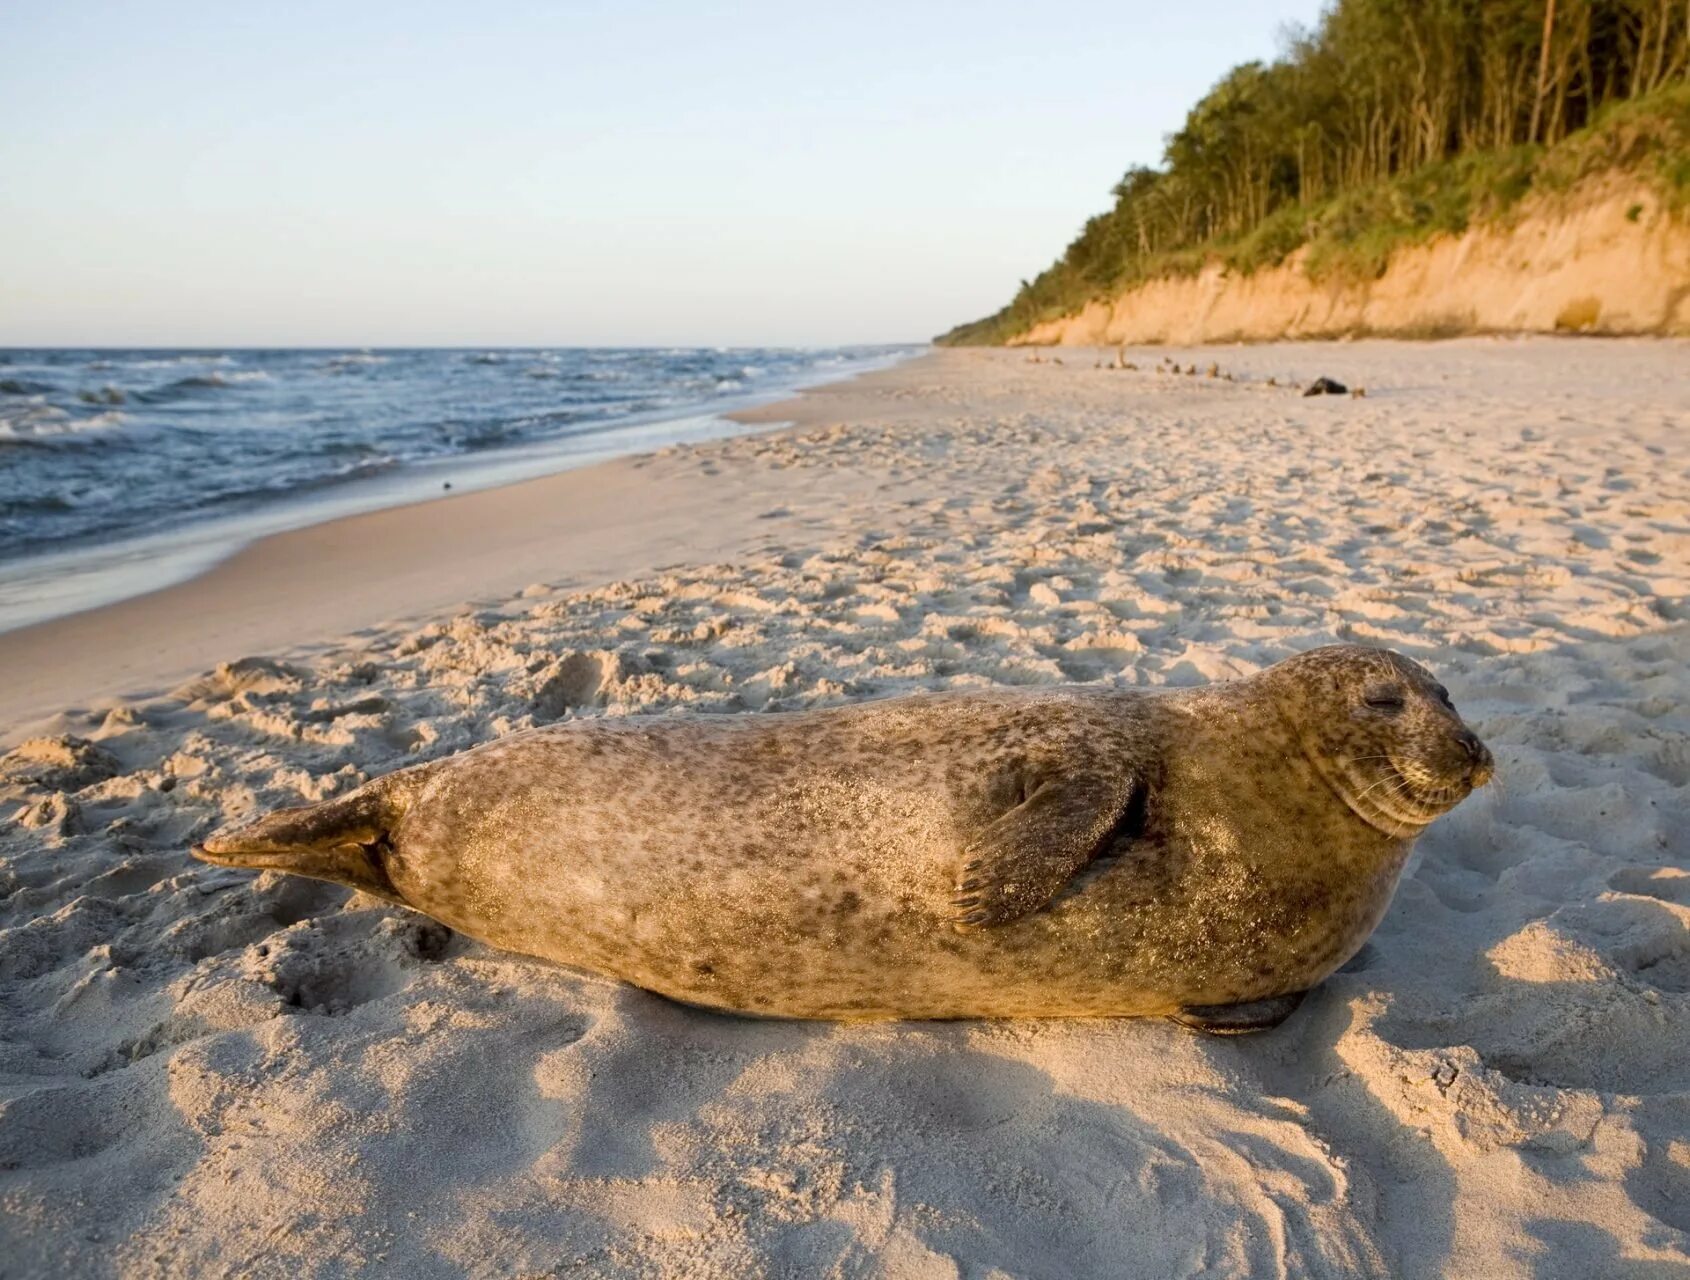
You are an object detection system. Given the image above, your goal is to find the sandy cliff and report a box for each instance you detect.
[1015,183,1690,345]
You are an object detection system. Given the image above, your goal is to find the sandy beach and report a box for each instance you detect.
[3,338,1688,1277]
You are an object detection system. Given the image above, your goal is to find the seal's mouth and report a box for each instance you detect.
[1338,745,1492,836]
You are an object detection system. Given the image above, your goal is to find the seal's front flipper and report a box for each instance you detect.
[952,772,1140,929]
[193,767,431,902]
[1168,990,1308,1036]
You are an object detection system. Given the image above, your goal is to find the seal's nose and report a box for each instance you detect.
[1455,729,1494,786]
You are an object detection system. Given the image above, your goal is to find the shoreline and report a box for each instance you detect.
[0,347,919,637]
[0,353,934,739]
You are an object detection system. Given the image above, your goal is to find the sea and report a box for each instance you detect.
[0,345,917,631]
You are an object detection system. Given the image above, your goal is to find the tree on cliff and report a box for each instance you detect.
[943,0,1689,344]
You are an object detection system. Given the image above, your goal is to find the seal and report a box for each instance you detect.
[195,644,1492,1031]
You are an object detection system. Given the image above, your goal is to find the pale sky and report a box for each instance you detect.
[1,1,1324,347]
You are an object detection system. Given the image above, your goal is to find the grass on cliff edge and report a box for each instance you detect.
[940,83,1690,346]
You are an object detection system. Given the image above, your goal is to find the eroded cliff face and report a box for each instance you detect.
[1013,183,1690,345]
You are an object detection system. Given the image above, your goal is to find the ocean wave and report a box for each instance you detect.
[194,454,403,511]
[449,418,542,450]
[133,373,247,404]
[122,354,235,370]
[0,407,125,443]
[324,353,387,371]
[0,493,78,516]
[0,378,53,396]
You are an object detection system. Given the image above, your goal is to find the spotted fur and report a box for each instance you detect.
[196,645,1490,1021]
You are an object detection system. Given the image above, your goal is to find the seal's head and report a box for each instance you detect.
[1265,645,1493,836]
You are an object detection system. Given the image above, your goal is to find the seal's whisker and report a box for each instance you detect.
[1371,777,1432,835]
[1352,771,1407,807]
[1487,768,1510,802]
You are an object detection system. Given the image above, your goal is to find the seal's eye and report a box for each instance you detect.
[1364,688,1405,711]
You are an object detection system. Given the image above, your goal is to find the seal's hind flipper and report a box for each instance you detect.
[193,768,429,902]
[1168,990,1308,1035]
[952,772,1142,929]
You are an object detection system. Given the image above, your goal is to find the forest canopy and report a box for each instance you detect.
[941,0,1690,345]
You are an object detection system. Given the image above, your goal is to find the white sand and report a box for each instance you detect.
[2,339,1688,1278]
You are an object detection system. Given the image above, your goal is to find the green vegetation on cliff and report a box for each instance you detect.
[941,0,1690,346]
